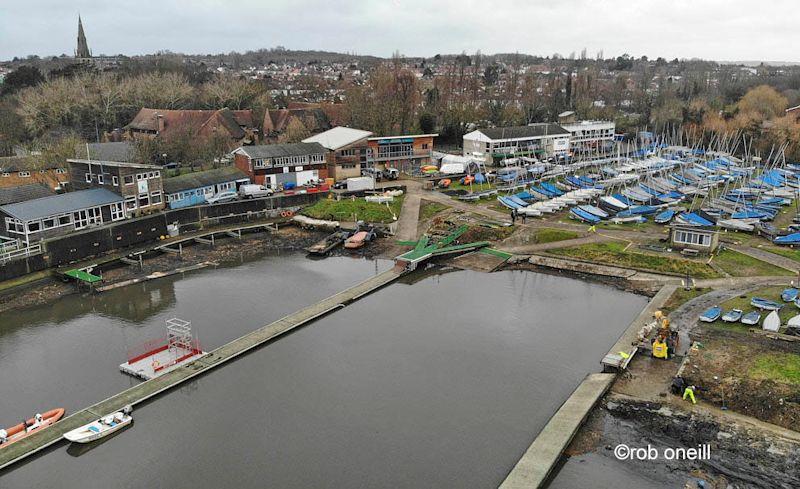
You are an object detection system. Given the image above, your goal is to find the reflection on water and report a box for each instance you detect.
[1,261,648,489]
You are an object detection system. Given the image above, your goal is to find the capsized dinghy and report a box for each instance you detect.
[63,406,133,444]
[762,310,781,332]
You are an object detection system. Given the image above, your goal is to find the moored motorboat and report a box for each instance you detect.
[721,309,743,322]
[699,306,722,322]
[64,406,133,444]
[0,408,65,448]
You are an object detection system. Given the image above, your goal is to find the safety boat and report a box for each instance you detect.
[0,408,65,448]
[699,306,722,322]
[63,406,133,444]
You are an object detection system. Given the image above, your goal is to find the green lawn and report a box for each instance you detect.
[533,228,580,244]
[661,287,713,315]
[750,353,800,385]
[419,200,449,220]
[763,246,800,264]
[302,195,404,223]
[712,249,794,277]
[445,181,496,192]
[546,241,720,278]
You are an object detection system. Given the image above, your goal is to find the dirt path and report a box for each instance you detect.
[394,179,423,241]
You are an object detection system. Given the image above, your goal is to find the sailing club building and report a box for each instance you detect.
[232,142,328,189]
[462,123,571,165]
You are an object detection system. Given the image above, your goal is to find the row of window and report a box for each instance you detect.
[674,230,712,247]
[4,202,126,236]
[166,182,235,203]
[253,154,324,169]
[85,170,161,187]
[1,168,67,178]
[124,191,162,211]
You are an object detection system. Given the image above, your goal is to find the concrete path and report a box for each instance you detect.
[499,373,616,489]
[394,180,423,241]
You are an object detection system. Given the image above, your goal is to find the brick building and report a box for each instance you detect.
[365,134,437,174]
[232,143,327,189]
[67,159,166,216]
[303,127,373,181]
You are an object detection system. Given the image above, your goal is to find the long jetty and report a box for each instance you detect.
[0,266,403,470]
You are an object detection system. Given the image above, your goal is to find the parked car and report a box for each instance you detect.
[361,167,383,182]
[382,168,399,180]
[238,184,274,199]
[332,180,347,190]
[205,191,238,204]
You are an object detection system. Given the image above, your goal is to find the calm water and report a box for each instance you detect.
[1,253,647,488]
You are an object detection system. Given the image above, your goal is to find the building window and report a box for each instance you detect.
[85,173,93,183]
[112,176,119,186]
[58,214,71,226]
[5,217,23,233]
[110,202,125,221]
[42,218,56,229]
[56,168,67,174]
[73,210,88,229]
[1,173,9,177]
[19,171,30,178]
[340,149,357,157]
[124,175,134,185]
[150,191,162,205]
[125,196,137,211]
[138,193,150,208]
[27,221,41,233]
[97,174,104,184]
[422,143,429,150]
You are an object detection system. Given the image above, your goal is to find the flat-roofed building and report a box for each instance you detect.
[560,120,616,154]
[462,123,570,165]
[366,134,437,175]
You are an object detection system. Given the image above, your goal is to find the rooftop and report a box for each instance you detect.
[1,188,123,222]
[367,134,438,141]
[468,124,569,141]
[0,184,55,206]
[233,142,327,159]
[303,126,373,150]
[163,167,249,194]
[78,142,136,163]
[67,158,161,170]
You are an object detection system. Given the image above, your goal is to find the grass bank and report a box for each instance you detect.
[712,249,794,277]
[546,241,720,278]
[302,195,403,224]
[750,353,800,385]
[419,200,449,220]
[532,228,580,244]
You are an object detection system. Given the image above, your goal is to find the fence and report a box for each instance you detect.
[0,242,42,265]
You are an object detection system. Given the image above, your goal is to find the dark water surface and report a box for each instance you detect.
[1,254,648,488]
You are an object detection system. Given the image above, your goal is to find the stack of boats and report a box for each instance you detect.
[494,150,800,238]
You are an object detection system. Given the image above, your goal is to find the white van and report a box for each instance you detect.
[238,184,274,199]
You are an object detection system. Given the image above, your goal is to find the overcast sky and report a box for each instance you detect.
[2,0,798,62]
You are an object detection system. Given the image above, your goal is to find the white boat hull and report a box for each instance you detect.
[63,413,133,443]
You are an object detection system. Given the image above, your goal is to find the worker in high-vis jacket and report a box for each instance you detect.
[652,337,669,359]
[683,385,697,404]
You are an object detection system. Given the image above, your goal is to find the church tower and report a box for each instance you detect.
[76,16,91,59]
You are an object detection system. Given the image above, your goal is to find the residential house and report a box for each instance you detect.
[262,105,332,142]
[462,124,571,165]
[124,108,259,148]
[303,127,373,180]
[366,134,437,174]
[67,159,166,216]
[0,156,69,190]
[163,167,250,209]
[232,143,327,189]
[0,188,125,244]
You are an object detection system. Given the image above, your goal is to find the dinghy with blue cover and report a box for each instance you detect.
[654,209,676,224]
[617,205,658,217]
[506,195,530,208]
[497,196,523,210]
[599,195,629,213]
[699,306,722,322]
[750,297,782,311]
[540,182,564,196]
[740,311,761,325]
[781,287,799,302]
[773,232,800,245]
[721,309,743,322]
[570,207,601,223]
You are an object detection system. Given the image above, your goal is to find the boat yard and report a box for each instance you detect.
[2,145,800,487]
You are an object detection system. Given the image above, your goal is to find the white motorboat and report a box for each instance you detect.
[63,406,133,443]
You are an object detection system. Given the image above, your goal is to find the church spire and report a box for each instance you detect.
[76,15,91,58]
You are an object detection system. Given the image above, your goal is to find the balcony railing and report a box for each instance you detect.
[367,149,432,162]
